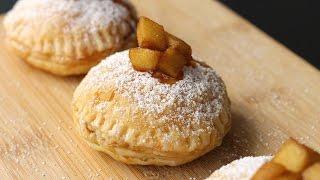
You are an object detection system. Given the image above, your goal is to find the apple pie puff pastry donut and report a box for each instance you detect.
[72,50,231,166]
[4,0,136,75]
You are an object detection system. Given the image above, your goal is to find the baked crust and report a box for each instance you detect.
[72,50,231,166]
[207,156,272,180]
[4,0,136,75]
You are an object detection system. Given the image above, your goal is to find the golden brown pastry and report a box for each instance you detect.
[4,0,136,76]
[72,50,231,166]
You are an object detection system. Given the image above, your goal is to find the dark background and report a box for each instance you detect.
[1,0,319,69]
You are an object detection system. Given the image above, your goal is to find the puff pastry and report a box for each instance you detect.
[207,156,272,180]
[72,50,231,166]
[4,0,136,75]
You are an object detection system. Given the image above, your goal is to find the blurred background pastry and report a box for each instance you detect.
[4,0,136,76]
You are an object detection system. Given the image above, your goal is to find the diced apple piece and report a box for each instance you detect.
[252,162,288,180]
[272,139,320,173]
[157,48,187,78]
[167,33,192,57]
[276,172,302,180]
[129,48,162,71]
[137,17,168,51]
[303,163,320,180]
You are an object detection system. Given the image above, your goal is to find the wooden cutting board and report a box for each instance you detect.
[1,0,319,179]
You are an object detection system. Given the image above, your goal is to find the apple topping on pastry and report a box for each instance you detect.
[157,48,187,78]
[252,139,320,180]
[167,33,192,58]
[137,16,168,51]
[129,48,162,71]
[303,163,320,180]
[130,16,194,83]
[272,139,320,173]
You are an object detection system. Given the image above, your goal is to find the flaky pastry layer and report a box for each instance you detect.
[4,0,136,75]
[72,51,231,165]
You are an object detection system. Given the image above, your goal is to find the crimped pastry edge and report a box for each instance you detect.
[6,33,137,75]
[72,84,231,166]
[5,20,134,59]
[85,101,230,166]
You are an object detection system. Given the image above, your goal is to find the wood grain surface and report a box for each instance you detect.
[0,0,319,179]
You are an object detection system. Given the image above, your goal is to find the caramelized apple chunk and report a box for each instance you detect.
[137,17,168,51]
[157,48,187,78]
[167,33,192,57]
[252,162,288,180]
[131,16,197,83]
[129,48,162,71]
[276,172,302,180]
[272,139,320,173]
[303,163,320,180]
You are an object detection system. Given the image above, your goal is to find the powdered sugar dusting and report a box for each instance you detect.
[6,0,130,34]
[207,156,272,180]
[80,50,228,137]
